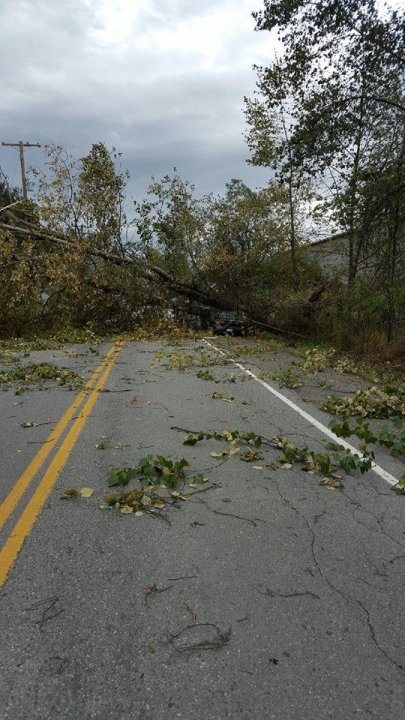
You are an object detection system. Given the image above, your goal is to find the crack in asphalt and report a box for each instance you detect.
[304,514,404,675]
[273,479,404,675]
[196,495,266,527]
[352,505,405,549]
[257,586,321,601]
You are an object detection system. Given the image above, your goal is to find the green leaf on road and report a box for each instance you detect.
[107,467,138,487]
[391,476,405,495]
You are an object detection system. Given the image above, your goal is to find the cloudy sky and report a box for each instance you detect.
[0,0,278,204]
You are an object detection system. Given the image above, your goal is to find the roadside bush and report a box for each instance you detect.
[314,278,405,358]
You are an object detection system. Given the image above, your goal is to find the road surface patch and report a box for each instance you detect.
[0,341,124,587]
[0,343,119,532]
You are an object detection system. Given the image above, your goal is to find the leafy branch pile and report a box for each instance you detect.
[153,350,230,372]
[274,435,373,489]
[329,417,405,457]
[66,418,403,521]
[0,337,65,362]
[329,417,405,494]
[183,428,264,463]
[182,426,363,485]
[322,385,405,418]
[181,422,404,495]
[100,455,208,515]
[378,420,405,459]
[0,362,84,394]
[334,357,359,375]
[272,346,379,391]
[303,347,336,373]
[273,367,303,389]
[212,391,234,402]
[164,353,196,371]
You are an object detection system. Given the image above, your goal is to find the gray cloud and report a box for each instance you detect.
[0,0,273,202]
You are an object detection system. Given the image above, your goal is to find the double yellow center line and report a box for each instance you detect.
[0,341,124,587]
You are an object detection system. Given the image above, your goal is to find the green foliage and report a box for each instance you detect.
[0,185,42,323]
[134,171,205,282]
[258,252,323,305]
[50,324,103,345]
[0,336,63,360]
[232,344,265,357]
[197,351,230,367]
[107,455,202,491]
[183,429,262,456]
[102,489,151,513]
[378,420,405,458]
[276,438,309,466]
[325,443,374,476]
[107,467,138,487]
[0,224,59,338]
[330,416,405,458]
[183,431,228,446]
[273,366,303,388]
[275,434,372,482]
[135,172,299,318]
[35,143,130,253]
[392,477,405,496]
[196,369,215,381]
[103,454,207,515]
[0,179,21,208]
[202,180,293,312]
[136,455,189,489]
[314,282,405,353]
[153,350,197,371]
[244,431,263,449]
[244,86,315,279]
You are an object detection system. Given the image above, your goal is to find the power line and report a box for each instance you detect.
[1,141,41,200]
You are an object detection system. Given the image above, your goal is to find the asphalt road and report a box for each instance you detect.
[0,338,404,720]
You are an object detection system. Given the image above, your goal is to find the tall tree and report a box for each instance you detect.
[28,143,146,331]
[79,143,129,255]
[244,60,311,279]
[253,0,404,285]
[33,144,82,238]
[134,171,206,285]
[202,179,292,313]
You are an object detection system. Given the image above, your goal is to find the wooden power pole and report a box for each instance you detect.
[1,140,41,200]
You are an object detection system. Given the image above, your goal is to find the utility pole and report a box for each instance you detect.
[1,140,41,200]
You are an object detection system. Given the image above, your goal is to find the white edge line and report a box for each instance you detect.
[202,339,399,487]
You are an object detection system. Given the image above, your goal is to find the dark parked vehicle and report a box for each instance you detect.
[212,313,246,337]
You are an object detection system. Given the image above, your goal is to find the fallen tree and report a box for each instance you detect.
[0,219,339,337]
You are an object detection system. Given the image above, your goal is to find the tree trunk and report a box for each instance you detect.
[347,93,365,285]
